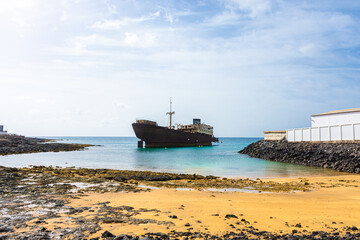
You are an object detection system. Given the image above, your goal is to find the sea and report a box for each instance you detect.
[0,137,337,178]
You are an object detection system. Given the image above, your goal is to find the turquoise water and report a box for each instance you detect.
[0,137,335,178]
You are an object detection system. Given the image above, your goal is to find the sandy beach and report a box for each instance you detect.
[1,166,359,239]
[69,174,360,239]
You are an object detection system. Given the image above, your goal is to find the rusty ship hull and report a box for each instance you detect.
[132,123,218,148]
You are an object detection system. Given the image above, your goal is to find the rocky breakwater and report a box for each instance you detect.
[0,134,93,155]
[239,140,360,173]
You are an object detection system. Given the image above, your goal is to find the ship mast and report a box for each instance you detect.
[166,98,175,129]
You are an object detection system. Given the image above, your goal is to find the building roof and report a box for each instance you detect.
[312,108,360,117]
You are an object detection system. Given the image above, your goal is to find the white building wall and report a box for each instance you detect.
[294,129,302,141]
[287,123,360,142]
[311,112,360,127]
[320,127,330,141]
[311,128,319,141]
[355,125,360,140]
[341,125,353,140]
[286,109,360,142]
[330,126,341,141]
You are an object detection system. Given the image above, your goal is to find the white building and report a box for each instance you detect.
[286,108,360,142]
[0,125,7,135]
[311,108,360,127]
[263,130,286,140]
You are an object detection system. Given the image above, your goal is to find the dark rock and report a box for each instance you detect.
[185,223,191,227]
[114,234,131,240]
[239,140,360,173]
[0,135,93,156]
[101,230,115,238]
[0,226,12,233]
[225,214,238,219]
[169,215,178,219]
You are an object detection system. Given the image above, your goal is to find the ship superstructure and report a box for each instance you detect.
[177,119,214,136]
[132,100,218,148]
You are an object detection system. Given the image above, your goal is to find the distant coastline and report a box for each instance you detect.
[0,135,93,156]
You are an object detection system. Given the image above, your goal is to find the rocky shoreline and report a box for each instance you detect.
[0,135,93,156]
[239,140,360,173]
[0,166,359,239]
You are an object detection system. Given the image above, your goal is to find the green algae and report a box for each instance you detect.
[1,166,314,193]
[141,178,313,192]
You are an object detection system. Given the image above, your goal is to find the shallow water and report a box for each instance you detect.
[0,137,338,178]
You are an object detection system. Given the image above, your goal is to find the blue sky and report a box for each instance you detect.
[0,0,360,137]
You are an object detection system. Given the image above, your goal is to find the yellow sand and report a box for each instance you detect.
[65,174,360,238]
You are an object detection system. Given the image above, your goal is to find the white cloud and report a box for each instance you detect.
[91,13,157,30]
[299,43,317,57]
[205,0,271,25]
[116,102,127,110]
[53,30,158,55]
[161,8,175,23]
[0,0,40,13]
[105,1,117,14]
[124,32,156,47]
[70,34,122,48]
[152,10,161,17]
[91,8,178,30]
[225,0,271,17]
[60,11,68,21]
[124,32,140,46]
[92,19,133,30]
[204,11,240,25]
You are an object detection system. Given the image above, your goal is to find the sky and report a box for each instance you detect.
[0,0,360,137]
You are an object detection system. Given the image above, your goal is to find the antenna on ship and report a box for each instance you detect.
[166,97,175,129]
